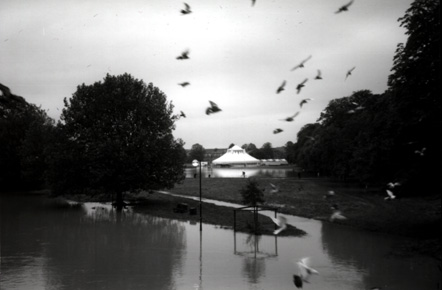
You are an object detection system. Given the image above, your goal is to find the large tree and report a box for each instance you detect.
[47,74,186,207]
[0,83,54,190]
[187,143,206,163]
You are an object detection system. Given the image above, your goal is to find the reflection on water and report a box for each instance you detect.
[1,192,439,290]
[185,167,297,178]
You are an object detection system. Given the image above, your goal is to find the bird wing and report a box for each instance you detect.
[291,112,300,119]
[386,189,395,199]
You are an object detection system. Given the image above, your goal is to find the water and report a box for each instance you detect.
[1,192,439,290]
[185,167,298,178]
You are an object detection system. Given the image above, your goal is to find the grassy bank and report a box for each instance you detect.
[167,177,441,259]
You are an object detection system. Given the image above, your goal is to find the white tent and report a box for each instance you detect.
[212,145,261,167]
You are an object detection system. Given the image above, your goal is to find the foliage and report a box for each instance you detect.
[239,178,265,206]
[187,143,206,163]
[0,83,54,190]
[46,74,186,198]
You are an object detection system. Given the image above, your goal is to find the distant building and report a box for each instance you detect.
[260,159,289,166]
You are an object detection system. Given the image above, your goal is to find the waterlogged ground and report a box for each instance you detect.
[1,191,440,290]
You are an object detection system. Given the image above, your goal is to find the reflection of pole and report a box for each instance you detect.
[199,229,203,289]
[199,161,202,231]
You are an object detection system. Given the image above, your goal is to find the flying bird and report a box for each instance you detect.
[387,182,401,189]
[273,128,283,134]
[251,0,256,6]
[270,215,287,235]
[269,183,280,194]
[293,257,319,288]
[296,79,308,94]
[299,98,313,108]
[280,112,300,122]
[414,147,426,156]
[345,67,356,80]
[385,189,396,200]
[323,190,335,199]
[179,111,186,118]
[206,101,222,115]
[178,82,190,87]
[276,80,286,94]
[347,105,364,114]
[291,55,312,71]
[314,70,322,80]
[335,0,354,13]
[176,49,190,60]
[180,3,192,15]
[330,210,347,222]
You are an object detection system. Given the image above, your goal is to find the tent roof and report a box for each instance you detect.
[212,145,260,164]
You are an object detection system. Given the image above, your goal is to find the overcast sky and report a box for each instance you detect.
[1,0,413,149]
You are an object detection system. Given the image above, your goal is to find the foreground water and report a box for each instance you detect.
[1,192,439,290]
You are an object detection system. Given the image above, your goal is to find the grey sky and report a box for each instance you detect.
[1,0,413,149]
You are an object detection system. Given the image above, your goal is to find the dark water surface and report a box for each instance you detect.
[1,192,439,290]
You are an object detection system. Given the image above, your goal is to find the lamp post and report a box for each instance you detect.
[192,159,202,231]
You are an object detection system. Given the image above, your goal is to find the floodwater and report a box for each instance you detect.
[185,167,299,178]
[1,192,439,290]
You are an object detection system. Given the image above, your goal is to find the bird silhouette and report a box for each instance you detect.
[270,215,287,235]
[385,189,396,200]
[179,111,186,118]
[280,112,300,122]
[251,0,256,6]
[180,3,192,15]
[206,101,222,115]
[314,70,322,80]
[345,67,356,80]
[176,49,190,60]
[296,79,308,94]
[273,128,283,134]
[293,257,319,288]
[178,82,190,87]
[299,98,313,108]
[276,80,286,94]
[291,55,312,71]
[335,0,354,13]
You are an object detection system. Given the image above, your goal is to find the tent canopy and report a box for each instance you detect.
[212,145,260,166]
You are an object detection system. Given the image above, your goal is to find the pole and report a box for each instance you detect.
[199,161,202,231]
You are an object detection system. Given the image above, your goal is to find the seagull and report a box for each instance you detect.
[179,111,186,118]
[387,182,401,189]
[206,101,222,115]
[280,112,300,122]
[330,210,347,222]
[385,189,396,200]
[291,55,312,71]
[314,70,322,80]
[323,190,335,199]
[296,79,308,94]
[276,80,286,94]
[176,49,190,60]
[270,215,287,235]
[347,105,364,114]
[180,3,192,15]
[345,67,356,80]
[269,183,280,194]
[335,0,354,13]
[293,257,319,288]
[414,147,426,156]
[178,82,190,87]
[273,128,283,134]
[299,98,313,108]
